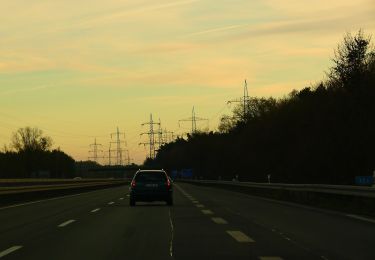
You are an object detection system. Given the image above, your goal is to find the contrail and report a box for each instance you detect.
[184,24,249,38]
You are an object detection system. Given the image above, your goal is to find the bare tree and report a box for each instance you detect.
[11,127,52,152]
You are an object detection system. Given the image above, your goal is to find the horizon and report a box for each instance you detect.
[1,0,374,164]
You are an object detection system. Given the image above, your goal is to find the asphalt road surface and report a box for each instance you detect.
[1,182,374,260]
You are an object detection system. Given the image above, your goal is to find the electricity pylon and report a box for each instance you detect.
[162,128,174,143]
[124,150,133,165]
[88,138,103,164]
[227,79,250,121]
[109,127,126,166]
[179,106,208,134]
[139,114,160,159]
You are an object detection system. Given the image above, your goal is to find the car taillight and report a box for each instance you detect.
[131,180,136,187]
[166,178,171,189]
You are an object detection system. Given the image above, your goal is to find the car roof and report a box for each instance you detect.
[136,169,166,173]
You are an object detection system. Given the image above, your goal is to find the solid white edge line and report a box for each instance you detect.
[346,214,375,224]
[0,185,128,211]
[58,219,76,227]
[0,193,82,211]
[168,209,174,257]
[0,246,23,258]
[179,182,375,226]
[91,208,100,213]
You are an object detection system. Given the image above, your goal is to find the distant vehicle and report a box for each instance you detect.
[129,170,173,206]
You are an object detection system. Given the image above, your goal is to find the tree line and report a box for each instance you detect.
[0,127,75,178]
[149,30,375,184]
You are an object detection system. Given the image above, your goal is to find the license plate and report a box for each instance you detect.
[145,183,158,188]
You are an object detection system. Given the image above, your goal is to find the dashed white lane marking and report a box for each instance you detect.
[108,202,115,205]
[58,219,76,228]
[346,214,375,224]
[0,246,23,258]
[126,194,130,197]
[119,197,124,200]
[196,204,204,208]
[191,200,199,204]
[226,231,254,243]
[201,209,214,215]
[259,257,283,260]
[91,208,101,213]
[211,217,228,224]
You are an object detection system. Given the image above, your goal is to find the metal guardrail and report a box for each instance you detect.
[0,179,128,195]
[180,180,375,198]
[0,181,126,195]
[0,179,129,207]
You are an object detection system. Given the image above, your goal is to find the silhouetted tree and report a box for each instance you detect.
[1,127,75,178]
[11,127,52,152]
[328,30,374,90]
[149,30,375,185]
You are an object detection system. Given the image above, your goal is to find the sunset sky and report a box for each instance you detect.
[1,0,374,164]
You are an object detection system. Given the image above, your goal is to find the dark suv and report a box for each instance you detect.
[129,170,173,206]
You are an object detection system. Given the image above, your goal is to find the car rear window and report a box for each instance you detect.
[135,172,167,182]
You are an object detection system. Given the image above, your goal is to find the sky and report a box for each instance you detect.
[0,0,374,164]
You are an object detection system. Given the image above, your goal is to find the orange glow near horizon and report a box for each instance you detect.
[0,0,374,164]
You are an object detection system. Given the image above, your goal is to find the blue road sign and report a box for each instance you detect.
[355,176,374,186]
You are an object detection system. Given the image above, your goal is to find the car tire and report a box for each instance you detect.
[130,198,136,207]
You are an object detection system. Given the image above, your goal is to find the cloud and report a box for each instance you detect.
[0,85,54,96]
[251,81,312,97]
[76,0,200,29]
[184,3,375,40]
[131,42,200,54]
[0,51,57,73]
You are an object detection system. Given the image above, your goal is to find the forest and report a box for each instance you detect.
[0,127,75,178]
[149,30,375,184]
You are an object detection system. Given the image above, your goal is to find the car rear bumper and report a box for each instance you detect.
[130,190,172,202]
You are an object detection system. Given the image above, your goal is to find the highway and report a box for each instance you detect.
[0,183,374,260]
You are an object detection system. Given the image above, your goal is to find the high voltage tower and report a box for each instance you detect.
[88,138,103,163]
[109,127,127,166]
[227,79,250,121]
[139,114,160,159]
[157,118,163,150]
[157,120,174,146]
[162,128,174,143]
[124,150,134,165]
[179,106,209,134]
